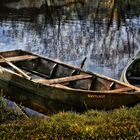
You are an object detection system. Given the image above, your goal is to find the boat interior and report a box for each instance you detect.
[0,50,133,92]
[126,59,140,87]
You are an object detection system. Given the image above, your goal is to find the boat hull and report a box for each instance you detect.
[120,51,140,87]
[0,67,140,114]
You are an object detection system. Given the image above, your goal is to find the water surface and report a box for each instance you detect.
[0,0,140,79]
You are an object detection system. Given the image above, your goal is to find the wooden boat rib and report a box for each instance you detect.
[0,50,140,114]
[121,51,140,87]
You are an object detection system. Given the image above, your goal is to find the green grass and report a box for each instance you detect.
[0,105,140,140]
[1,100,140,139]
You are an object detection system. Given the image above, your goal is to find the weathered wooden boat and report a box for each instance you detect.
[0,50,140,114]
[120,51,140,87]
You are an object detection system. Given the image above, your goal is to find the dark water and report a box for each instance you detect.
[0,0,140,79]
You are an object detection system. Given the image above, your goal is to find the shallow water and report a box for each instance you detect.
[0,0,140,79]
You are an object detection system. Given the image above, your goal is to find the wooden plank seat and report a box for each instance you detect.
[34,74,92,85]
[110,87,133,93]
[0,55,38,63]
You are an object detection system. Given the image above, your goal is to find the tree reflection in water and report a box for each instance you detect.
[0,0,139,79]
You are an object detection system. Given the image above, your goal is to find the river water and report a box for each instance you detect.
[0,0,140,79]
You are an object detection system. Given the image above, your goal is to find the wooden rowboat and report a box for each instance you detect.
[0,50,140,114]
[120,51,140,87]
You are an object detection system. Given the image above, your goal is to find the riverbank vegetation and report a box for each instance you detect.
[1,97,140,139]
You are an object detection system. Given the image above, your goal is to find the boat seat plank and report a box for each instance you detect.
[34,74,92,85]
[0,55,38,63]
[110,87,133,93]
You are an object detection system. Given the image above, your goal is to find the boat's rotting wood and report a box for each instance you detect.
[1,61,140,112]
[1,50,140,92]
[0,55,38,63]
[34,74,92,85]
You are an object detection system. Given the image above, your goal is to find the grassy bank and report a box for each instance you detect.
[0,97,27,124]
[1,98,140,139]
